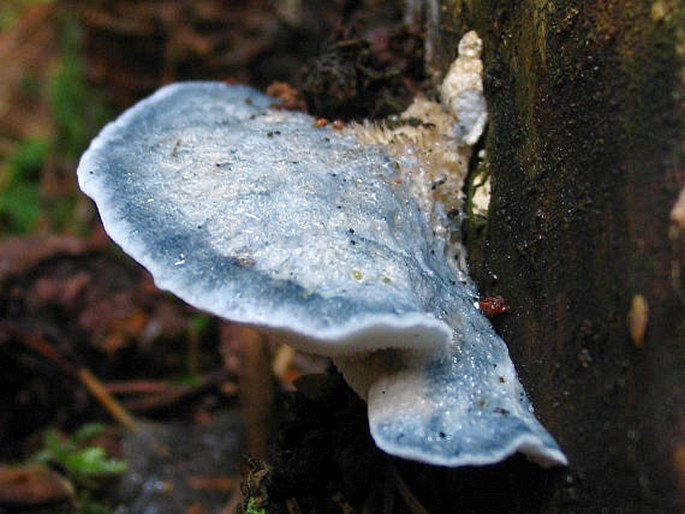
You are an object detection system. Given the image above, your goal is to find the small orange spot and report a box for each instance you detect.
[265,81,303,111]
[627,294,649,349]
[186,504,202,514]
[393,178,403,185]
[480,296,509,318]
[670,187,685,230]
[674,440,685,492]
[332,119,345,130]
[314,118,329,128]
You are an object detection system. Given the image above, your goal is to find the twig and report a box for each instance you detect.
[360,489,378,514]
[285,497,303,514]
[0,321,75,375]
[110,371,237,413]
[388,462,430,514]
[104,379,183,395]
[77,368,139,432]
[185,476,238,492]
[222,488,242,514]
[382,464,396,514]
[221,323,274,461]
[0,321,138,432]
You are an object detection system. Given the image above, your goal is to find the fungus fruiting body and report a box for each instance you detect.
[77,35,566,468]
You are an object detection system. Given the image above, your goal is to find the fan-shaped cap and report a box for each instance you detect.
[78,82,455,356]
[78,82,567,468]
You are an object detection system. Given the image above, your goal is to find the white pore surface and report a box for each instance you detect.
[78,82,566,467]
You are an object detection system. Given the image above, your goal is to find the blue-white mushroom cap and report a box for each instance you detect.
[78,82,458,356]
[78,82,567,468]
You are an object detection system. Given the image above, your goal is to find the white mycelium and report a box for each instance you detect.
[77,33,566,468]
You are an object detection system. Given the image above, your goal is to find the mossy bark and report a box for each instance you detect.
[424,0,685,511]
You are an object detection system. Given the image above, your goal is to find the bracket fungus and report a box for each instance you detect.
[77,37,566,469]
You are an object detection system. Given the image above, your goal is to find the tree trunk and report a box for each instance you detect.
[418,0,685,511]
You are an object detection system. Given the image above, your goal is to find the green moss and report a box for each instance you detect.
[0,8,111,238]
[29,423,126,514]
[51,13,109,160]
[0,138,50,233]
[245,497,268,514]
[32,423,127,489]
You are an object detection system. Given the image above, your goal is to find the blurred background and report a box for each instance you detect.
[0,2,432,512]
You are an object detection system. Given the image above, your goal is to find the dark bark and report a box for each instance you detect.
[423,0,685,511]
